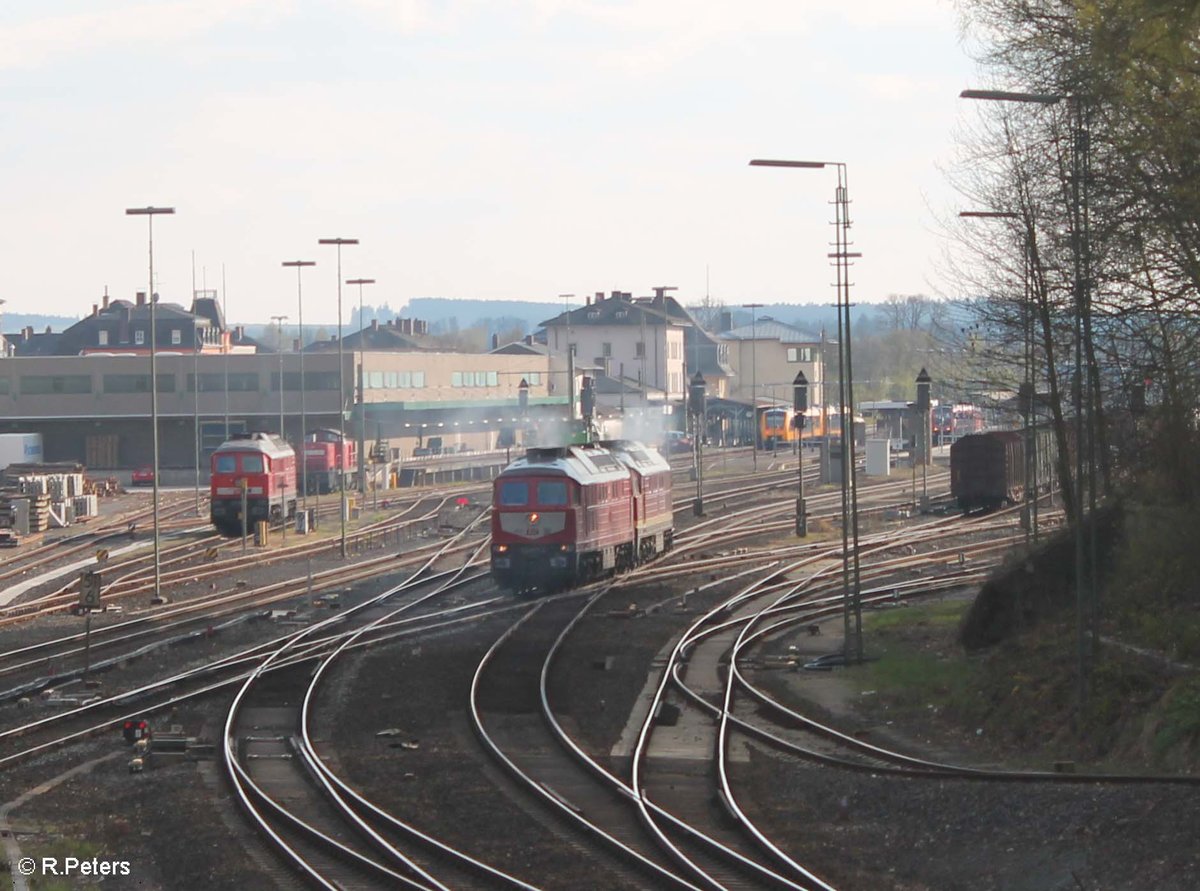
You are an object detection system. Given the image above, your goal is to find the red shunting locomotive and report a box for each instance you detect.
[302,428,356,494]
[210,432,297,536]
[490,440,673,593]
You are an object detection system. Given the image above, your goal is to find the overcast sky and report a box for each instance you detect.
[2,1,981,325]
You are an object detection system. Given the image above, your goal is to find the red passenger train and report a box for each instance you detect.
[303,428,356,494]
[210,432,298,536]
[490,440,673,593]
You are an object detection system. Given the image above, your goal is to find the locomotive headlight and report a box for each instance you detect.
[528,512,539,524]
[495,544,508,553]
[559,544,569,552]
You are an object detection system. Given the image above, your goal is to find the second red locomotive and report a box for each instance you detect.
[490,440,673,593]
[303,428,356,494]
[210,432,298,536]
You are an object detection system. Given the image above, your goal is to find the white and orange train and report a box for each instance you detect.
[490,440,673,593]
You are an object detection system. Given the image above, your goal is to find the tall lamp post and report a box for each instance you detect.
[346,277,375,496]
[192,313,202,517]
[270,315,289,437]
[125,205,174,604]
[750,157,863,663]
[318,237,359,559]
[741,302,763,470]
[282,260,316,511]
[793,370,808,536]
[961,87,1092,711]
[689,372,706,516]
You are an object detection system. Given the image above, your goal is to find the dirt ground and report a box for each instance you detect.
[3,509,1197,890]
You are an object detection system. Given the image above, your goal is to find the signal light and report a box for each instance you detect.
[122,719,150,744]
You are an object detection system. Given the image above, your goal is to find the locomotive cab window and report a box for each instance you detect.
[242,455,265,473]
[537,481,568,505]
[499,481,529,506]
[215,454,236,473]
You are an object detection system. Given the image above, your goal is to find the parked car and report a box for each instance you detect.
[131,466,155,486]
[661,431,694,454]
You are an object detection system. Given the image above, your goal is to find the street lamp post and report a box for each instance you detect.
[282,260,316,512]
[689,372,706,516]
[318,237,359,559]
[750,157,863,663]
[192,313,201,517]
[346,277,375,496]
[741,303,763,470]
[960,87,1092,712]
[793,370,808,536]
[270,315,289,438]
[125,205,174,604]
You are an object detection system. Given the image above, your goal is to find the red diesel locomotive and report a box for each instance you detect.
[303,428,356,494]
[490,440,673,592]
[210,432,298,536]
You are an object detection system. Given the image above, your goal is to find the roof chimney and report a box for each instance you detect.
[102,294,110,310]
[370,318,379,331]
[595,291,604,303]
[92,303,99,317]
[136,291,146,306]
[490,333,499,349]
[524,334,533,345]
[235,325,244,341]
[23,326,32,341]
[611,290,621,301]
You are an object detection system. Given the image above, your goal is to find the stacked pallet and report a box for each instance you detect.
[1,462,92,531]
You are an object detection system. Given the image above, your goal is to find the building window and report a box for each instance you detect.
[98,330,109,346]
[171,329,182,346]
[526,372,541,386]
[487,371,498,387]
[636,341,645,358]
[412,371,426,387]
[104,374,174,393]
[602,342,612,357]
[568,343,577,357]
[475,371,487,386]
[134,330,145,346]
[451,372,463,387]
[21,375,93,395]
[786,347,812,363]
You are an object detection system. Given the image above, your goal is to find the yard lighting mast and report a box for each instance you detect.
[318,237,358,559]
[125,205,174,605]
[741,303,763,471]
[749,158,863,663]
[282,260,316,511]
[346,277,375,496]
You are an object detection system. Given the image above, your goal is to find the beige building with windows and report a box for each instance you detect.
[0,347,561,471]
[719,316,825,408]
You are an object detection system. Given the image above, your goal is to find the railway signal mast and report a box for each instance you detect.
[793,370,807,536]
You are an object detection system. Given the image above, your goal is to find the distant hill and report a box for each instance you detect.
[399,297,887,338]
[3,313,81,334]
[2,300,920,342]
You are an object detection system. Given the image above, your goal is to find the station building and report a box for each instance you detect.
[0,297,563,476]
